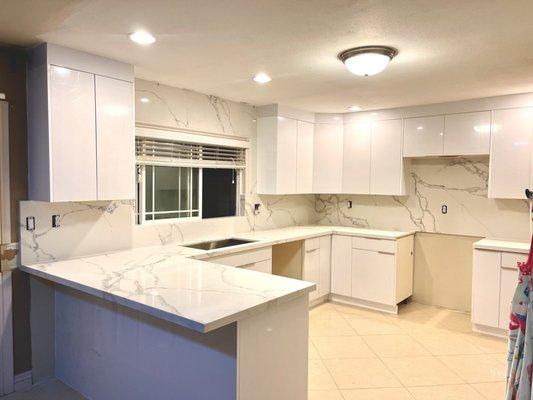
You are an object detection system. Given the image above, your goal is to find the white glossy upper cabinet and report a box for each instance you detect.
[403,115,444,157]
[27,43,135,202]
[370,119,407,195]
[489,107,533,199]
[49,66,97,201]
[342,121,371,194]
[95,76,135,200]
[257,116,297,194]
[444,111,491,156]
[313,123,344,193]
[296,121,314,193]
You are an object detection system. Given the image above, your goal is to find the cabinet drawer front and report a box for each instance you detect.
[241,259,272,274]
[207,247,272,267]
[501,252,528,269]
[352,237,395,253]
[305,238,320,252]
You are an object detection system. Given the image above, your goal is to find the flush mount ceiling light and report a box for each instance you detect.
[253,73,272,84]
[338,45,398,76]
[347,105,362,112]
[129,30,156,45]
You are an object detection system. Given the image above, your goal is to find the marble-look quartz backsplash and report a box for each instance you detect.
[316,157,530,242]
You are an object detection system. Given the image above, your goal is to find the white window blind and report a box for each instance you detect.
[135,136,246,168]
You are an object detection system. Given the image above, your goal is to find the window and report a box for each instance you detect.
[135,135,245,224]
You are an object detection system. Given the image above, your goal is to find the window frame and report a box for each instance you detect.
[136,163,243,225]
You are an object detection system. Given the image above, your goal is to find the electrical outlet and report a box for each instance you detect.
[441,204,448,214]
[52,214,61,228]
[25,216,35,231]
[254,203,261,215]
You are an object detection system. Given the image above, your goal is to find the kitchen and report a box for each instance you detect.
[0,1,532,399]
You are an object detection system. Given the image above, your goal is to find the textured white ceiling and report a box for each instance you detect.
[2,0,533,112]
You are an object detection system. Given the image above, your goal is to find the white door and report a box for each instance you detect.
[49,65,97,201]
[95,76,135,200]
[351,249,395,305]
[313,123,343,193]
[370,119,405,195]
[403,115,444,157]
[471,250,501,327]
[331,235,352,297]
[276,117,298,194]
[443,111,491,156]
[499,268,518,329]
[489,107,533,199]
[342,121,371,193]
[296,121,314,193]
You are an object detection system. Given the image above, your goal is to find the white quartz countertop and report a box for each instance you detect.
[474,238,530,253]
[20,225,414,333]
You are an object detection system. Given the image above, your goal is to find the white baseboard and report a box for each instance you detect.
[13,370,32,392]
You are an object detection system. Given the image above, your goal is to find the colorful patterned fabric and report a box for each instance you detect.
[505,237,533,400]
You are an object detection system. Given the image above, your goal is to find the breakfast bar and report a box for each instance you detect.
[21,244,314,400]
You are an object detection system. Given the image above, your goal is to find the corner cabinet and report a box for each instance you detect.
[27,43,135,202]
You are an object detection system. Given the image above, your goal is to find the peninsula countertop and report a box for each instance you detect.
[20,225,415,333]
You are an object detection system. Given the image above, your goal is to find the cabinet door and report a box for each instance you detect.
[370,119,405,195]
[331,235,352,296]
[313,123,343,193]
[342,121,371,193]
[444,111,491,156]
[471,250,501,327]
[296,121,314,193]
[489,108,533,199]
[499,268,518,329]
[303,247,320,301]
[403,115,444,157]
[351,249,395,305]
[276,117,298,194]
[95,76,135,200]
[319,236,331,298]
[49,66,97,201]
[256,116,278,194]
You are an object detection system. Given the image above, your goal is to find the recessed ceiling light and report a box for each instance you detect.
[129,30,156,45]
[348,105,362,112]
[253,73,272,84]
[140,97,150,103]
[338,45,398,76]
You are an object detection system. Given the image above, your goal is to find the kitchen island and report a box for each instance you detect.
[21,244,315,400]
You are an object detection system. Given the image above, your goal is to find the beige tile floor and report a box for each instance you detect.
[309,301,508,400]
[4,301,508,400]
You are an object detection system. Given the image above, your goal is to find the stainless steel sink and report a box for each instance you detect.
[183,238,256,251]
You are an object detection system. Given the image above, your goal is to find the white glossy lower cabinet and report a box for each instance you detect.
[351,249,395,305]
[330,234,414,313]
[303,236,331,303]
[471,247,526,336]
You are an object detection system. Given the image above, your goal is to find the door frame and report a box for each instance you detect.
[0,99,14,395]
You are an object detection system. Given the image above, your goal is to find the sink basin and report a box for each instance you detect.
[183,238,256,251]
